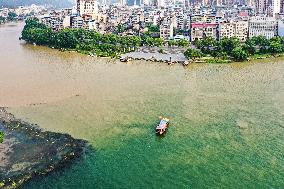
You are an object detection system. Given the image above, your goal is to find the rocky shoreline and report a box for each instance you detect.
[0,108,88,188]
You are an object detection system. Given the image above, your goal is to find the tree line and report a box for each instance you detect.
[21,18,190,58]
[184,36,284,62]
[24,18,284,62]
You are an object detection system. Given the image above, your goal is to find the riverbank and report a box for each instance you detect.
[120,46,189,64]
[21,18,284,65]
[0,108,87,189]
[27,38,284,65]
[120,50,284,64]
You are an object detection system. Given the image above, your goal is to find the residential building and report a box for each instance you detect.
[191,23,218,41]
[41,16,64,31]
[176,13,185,30]
[281,0,284,13]
[272,0,281,16]
[160,17,174,39]
[63,16,71,28]
[71,16,84,28]
[249,16,277,39]
[218,20,248,42]
[190,14,216,24]
[256,0,268,14]
[190,14,218,41]
[235,20,249,41]
[218,21,235,39]
[77,0,99,18]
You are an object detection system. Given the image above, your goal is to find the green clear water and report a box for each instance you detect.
[1,23,284,188]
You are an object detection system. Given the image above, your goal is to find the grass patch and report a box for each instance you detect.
[248,53,284,60]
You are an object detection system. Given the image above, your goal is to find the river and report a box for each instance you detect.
[1,22,284,188]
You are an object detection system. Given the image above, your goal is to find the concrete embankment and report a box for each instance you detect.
[120,51,189,64]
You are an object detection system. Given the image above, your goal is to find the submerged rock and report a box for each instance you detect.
[0,108,87,188]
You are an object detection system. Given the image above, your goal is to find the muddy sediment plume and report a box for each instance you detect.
[0,108,87,188]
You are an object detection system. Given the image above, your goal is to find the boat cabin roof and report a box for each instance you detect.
[156,120,168,129]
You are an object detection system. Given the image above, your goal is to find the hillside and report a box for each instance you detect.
[0,0,75,8]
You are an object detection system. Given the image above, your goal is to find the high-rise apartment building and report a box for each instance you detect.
[77,0,98,18]
[158,0,165,7]
[280,0,284,13]
[256,0,267,14]
[160,17,174,39]
[272,0,280,15]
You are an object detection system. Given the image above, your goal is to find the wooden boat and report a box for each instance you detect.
[156,118,169,135]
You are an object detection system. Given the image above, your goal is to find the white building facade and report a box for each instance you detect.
[77,0,99,18]
[249,16,277,39]
[272,0,281,16]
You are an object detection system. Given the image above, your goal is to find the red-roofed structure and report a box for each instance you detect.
[239,12,249,17]
[191,23,218,28]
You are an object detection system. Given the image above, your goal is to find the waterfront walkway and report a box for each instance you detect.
[121,51,188,63]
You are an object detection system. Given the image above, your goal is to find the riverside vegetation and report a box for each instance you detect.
[21,18,189,58]
[22,18,284,63]
[0,131,3,143]
[185,35,284,63]
[0,12,17,24]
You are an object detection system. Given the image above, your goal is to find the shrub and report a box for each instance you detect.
[0,131,4,143]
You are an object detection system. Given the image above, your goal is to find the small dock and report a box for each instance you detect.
[120,52,191,65]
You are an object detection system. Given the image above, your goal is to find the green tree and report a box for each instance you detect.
[52,29,79,49]
[0,131,3,143]
[117,24,126,33]
[102,33,118,44]
[0,16,6,24]
[231,47,248,61]
[177,39,189,47]
[21,18,49,41]
[253,36,269,53]
[184,48,203,59]
[268,37,283,53]
[144,37,162,46]
[220,37,240,55]
[209,41,222,57]
[196,37,217,54]
[8,12,17,21]
[167,40,178,47]
[214,51,228,59]
[73,29,91,42]
[146,23,160,33]
[243,39,256,55]
[28,28,52,45]
[153,38,164,46]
